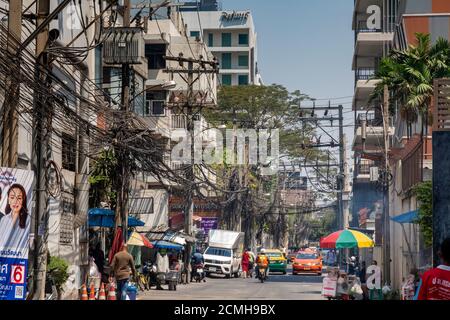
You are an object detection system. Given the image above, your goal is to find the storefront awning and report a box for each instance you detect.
[391,210,418,224]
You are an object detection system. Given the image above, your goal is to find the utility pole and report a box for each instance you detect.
[2,0,22,167]
[32,0,50,300]
[164,54,218,283]
[118,0,131,243]
[382,85,391,285]
[338,104,344,231]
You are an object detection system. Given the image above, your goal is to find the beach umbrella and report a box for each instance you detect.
[320,229,374,249]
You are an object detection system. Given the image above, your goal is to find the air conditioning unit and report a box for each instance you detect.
[103,27,145,64]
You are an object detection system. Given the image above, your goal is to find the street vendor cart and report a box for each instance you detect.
[320,229,374,300]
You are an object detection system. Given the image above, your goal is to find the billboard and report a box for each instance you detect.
[0,168,34,300]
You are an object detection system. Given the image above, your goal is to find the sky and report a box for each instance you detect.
[222,0,355,165]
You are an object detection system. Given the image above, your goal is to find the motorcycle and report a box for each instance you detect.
[256,266,268,283]
[192,263,205,283]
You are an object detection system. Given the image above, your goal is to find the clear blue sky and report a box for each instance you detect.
[222,0,355,161]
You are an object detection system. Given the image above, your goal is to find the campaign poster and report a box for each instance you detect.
[200,217,218,234]
[0,168,34,300]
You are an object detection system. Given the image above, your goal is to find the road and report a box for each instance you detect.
[138,265,325,300]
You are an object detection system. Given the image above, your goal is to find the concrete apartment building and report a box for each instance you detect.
[352,0,397,268]
[103,4,217,235]
[353,0,450,291]
[181,10,263,86]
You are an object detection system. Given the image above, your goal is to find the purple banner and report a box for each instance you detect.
[200,217,218,234]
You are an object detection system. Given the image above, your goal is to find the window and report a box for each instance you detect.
[222,53,231,69]
[145,91,166,116]
[238,74,248,85]
[238,55,249,67]
[205,247,231,257]
[238,33,249,45]
[190,31,200,38]
[145,44,166,69]
[208,33,214,47]
[222,74,232,86]
[222,33,231,47]
[62,134,76,171]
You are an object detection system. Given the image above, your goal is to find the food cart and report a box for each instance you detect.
[320,229,374,300]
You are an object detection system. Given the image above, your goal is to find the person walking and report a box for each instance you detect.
[248,249,256,278]
[416,237,450,300]
[241,249,250,278]
[156,249,170,290]
[109,244,137,300]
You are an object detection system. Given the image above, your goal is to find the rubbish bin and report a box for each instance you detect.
[125,283,138,300]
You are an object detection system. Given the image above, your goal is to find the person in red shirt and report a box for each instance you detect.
[417,237,450,300]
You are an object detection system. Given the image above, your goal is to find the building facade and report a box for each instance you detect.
[182,10,263,86]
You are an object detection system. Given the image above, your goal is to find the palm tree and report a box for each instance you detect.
[370,33,450,136]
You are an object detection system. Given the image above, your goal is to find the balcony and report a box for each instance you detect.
[354,159,377,181]
[353,68,380,110]
[353,115,394,154]
[354,20,394,58]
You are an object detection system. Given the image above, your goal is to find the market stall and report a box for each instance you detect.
[320,229,374,300]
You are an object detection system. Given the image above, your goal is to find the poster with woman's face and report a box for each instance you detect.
[0,168,34,300]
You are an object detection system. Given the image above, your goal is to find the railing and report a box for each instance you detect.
[171,114,187,129]
[356,68,375,81]
[357,113,383,127]
[356,20,382,33]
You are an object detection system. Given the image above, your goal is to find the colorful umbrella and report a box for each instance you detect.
[128,231,154,249]
[320,229,374,249]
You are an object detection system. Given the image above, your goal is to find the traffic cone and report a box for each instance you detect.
[107,282,116,301]
[98,283,106,300]
[89,283,96,300]
[80,284,88,300]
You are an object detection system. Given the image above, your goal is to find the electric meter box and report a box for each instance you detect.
[103,27,145,65]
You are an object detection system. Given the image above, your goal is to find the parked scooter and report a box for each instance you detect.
[192,263,206,283]
[143,261,158,289]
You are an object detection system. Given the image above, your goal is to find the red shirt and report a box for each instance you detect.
[417,265,450,300]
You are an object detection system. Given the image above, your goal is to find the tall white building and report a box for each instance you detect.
[181,10,263,86]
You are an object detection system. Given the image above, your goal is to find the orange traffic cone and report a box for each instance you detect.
[80,284,88,300]
[89,283,96,300]
[98,283,106,300]
[107,282,116,301]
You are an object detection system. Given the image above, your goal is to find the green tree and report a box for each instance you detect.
[88,148,118,209]
[371,33,450,131]
[412,181,433,247]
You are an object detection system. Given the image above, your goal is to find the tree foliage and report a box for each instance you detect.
[88,148,118,209]
[371,33,450,126]
[412,181,433,248]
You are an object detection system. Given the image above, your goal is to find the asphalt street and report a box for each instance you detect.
[138,265,325,300]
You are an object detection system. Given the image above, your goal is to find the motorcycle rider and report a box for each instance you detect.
[191,249,206,282]
[255,249,269,280]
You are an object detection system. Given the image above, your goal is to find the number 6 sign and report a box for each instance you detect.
[11,265,25,284]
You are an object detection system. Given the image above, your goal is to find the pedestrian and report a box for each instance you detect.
[109,243,137,300]
[241,249,250,278]
[416,237,450,300]
[92,242,105,275]
[248,249,255,278]
[359,261,366,284]
[156,248,170,290]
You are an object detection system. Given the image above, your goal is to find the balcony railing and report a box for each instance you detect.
[356,20,382,33]
[357,113,383,127]
[171,114,187,129]
[354,160,378,178]
[356,68,376,81]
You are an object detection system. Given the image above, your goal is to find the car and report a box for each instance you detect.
[292,251,322,276]
[265,249,288,274]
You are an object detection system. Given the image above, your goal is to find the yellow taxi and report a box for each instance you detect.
[264,249,288,274]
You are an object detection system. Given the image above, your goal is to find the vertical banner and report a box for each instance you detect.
[0,168,34,300]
